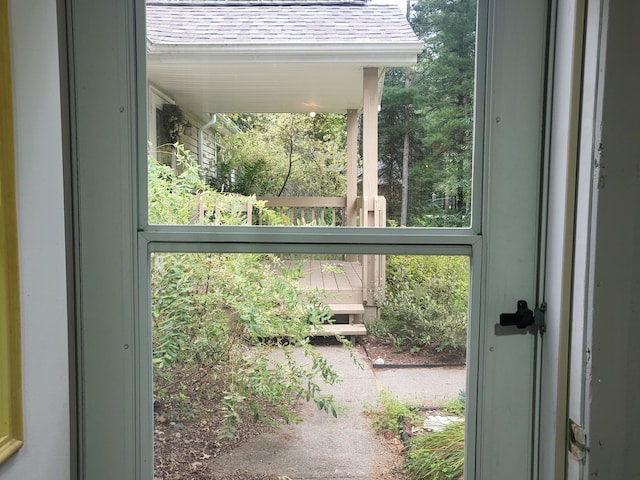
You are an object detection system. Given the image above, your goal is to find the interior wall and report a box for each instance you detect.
[0,0,70,479]
[584,0,640,476]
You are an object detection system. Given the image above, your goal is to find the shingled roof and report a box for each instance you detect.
[146,2,418,45]
[145,0,422,114]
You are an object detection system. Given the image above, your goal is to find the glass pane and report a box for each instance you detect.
[146,0,476,228]
[151,252,469,478]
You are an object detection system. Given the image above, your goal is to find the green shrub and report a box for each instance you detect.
[148,143,285,226]
[372,256,468,355]
[152,252,346,437]
[149,145,350,437]
[365,391,421,439]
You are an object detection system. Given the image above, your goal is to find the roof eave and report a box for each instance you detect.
[146,41,424,66]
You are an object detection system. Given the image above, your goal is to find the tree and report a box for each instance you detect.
[412,0,476,218]
[378,68,425,226]
[219,113,348,198]
[378,0,476,227]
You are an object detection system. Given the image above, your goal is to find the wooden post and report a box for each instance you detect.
[346,108,358,227]
[362,68,381,319]
[362,67,379,200]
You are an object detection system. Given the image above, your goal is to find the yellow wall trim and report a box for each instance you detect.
[0,0,24,463]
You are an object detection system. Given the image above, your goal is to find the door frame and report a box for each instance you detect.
[64,0,551,478]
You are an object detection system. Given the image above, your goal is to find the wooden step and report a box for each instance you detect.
[311,323,367,336]
[327,303,365,315]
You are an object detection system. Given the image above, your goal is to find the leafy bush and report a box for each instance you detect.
[149,143,285,226]
[365,390,421,439]
[372,255,468,355]
[149,145,350,437]
[412,212,471,228]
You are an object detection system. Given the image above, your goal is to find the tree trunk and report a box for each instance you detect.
[277,135,294,197]
[400,130,409,226]
[400,66,411,227]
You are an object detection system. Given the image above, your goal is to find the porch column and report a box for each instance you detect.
[362,67,379,201]
[346,108,358,227]
[361,67,381,321]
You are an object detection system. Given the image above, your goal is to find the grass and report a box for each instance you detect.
[365,390,422,439]
[365,391,465,480]
[404,421,464,480]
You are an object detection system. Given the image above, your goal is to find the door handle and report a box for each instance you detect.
[500,300,546,332]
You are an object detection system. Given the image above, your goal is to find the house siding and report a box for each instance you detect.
[148,85,226,175]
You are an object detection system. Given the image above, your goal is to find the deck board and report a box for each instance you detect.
[307,261,325,290]
[281,259,363,305]
[343,261,363,288]
[311,323,367,336]
[333,267,352,292]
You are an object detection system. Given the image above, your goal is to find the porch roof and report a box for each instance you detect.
[146,1,423,114]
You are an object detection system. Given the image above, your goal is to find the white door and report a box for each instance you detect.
[66,0,550,478]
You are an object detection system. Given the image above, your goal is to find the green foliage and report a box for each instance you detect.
[379,0,476,226]
[151,251,348,437]
[442,391,466,417]
[365,391,422,439]
[404,421,465,480]
[148,143,278,226]
[149,145,351,437]
[220,113,348,198]
[371,256,468,355]
[366,393,465,480]
[411,213,471,228]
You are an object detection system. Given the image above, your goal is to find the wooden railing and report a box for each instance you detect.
[357,196,386,309]
[196,194,386,231]
[197,194,387,318]
[198,196,254,225]
[356,195,386,228]
[256,196,347,226]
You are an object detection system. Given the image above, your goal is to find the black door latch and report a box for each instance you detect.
[500,300,546,331]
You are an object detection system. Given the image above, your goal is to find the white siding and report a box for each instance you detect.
[147,85,222,175]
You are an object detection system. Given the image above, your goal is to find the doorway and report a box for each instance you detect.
[66,0,550,478]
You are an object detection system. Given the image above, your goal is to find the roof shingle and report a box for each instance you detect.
[146,2,419,45]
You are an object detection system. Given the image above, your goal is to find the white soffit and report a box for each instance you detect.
[147,51,407,114]
[145,2,422,114]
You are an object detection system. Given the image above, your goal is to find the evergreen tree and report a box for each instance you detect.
[413,0,476,217]
[379,0,476,226]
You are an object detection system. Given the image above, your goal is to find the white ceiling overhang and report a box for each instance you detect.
[146,41,423,115]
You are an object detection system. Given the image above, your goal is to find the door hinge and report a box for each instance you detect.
[499,300,546,333]
[568,418,588,462]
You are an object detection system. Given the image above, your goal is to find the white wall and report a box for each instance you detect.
[0,1,71,479]
[584,0,640,476]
